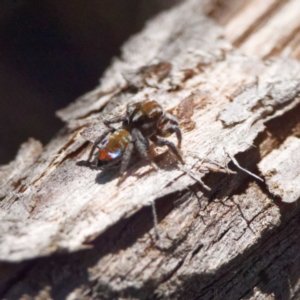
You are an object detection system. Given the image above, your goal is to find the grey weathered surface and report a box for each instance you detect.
[2,0,300,299]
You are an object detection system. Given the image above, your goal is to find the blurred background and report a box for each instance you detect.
[0,0,182,164]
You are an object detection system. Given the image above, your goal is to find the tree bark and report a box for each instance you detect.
[2,0,300,299]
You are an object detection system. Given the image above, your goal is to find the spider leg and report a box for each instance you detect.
[151,135,184,164]
[159,125,182,148]
[104,116,128,130]
[88,129,112,162]
[132,128,150,149]
[164,112,179,125]
[159,113,182,148]
[119,141,134,176]
[131,128,159,171]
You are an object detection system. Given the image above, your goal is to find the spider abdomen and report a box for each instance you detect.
[97,129,132,167]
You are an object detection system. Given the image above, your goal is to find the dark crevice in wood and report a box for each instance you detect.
[190,243,204,260]
[214,224,232,242]
[157,257,185,285]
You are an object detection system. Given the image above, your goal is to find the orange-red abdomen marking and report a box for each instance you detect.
[98,129,132,163]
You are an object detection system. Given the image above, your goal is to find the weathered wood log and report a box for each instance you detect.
[2,0,300,299]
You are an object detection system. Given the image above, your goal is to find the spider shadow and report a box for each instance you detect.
[96,151,181,185]
[95,166,121,184]
[76,159,120,185]
[77,150,183,186]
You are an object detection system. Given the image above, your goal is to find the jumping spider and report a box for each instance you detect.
[88,99,184,178]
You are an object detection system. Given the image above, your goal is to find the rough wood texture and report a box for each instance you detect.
[2,0,300,299]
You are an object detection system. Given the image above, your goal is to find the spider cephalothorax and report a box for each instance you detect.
[124,100,182,147]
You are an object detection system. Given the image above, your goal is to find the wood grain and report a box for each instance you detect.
[2,0,300,299]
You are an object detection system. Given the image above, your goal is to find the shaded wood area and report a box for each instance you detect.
[1,0,300,299]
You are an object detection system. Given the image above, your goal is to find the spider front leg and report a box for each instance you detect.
[159,125,182,148]
[151,135,184,164]
[164,112,179,125]
[131,128,159,171]
[159,113,182,148]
